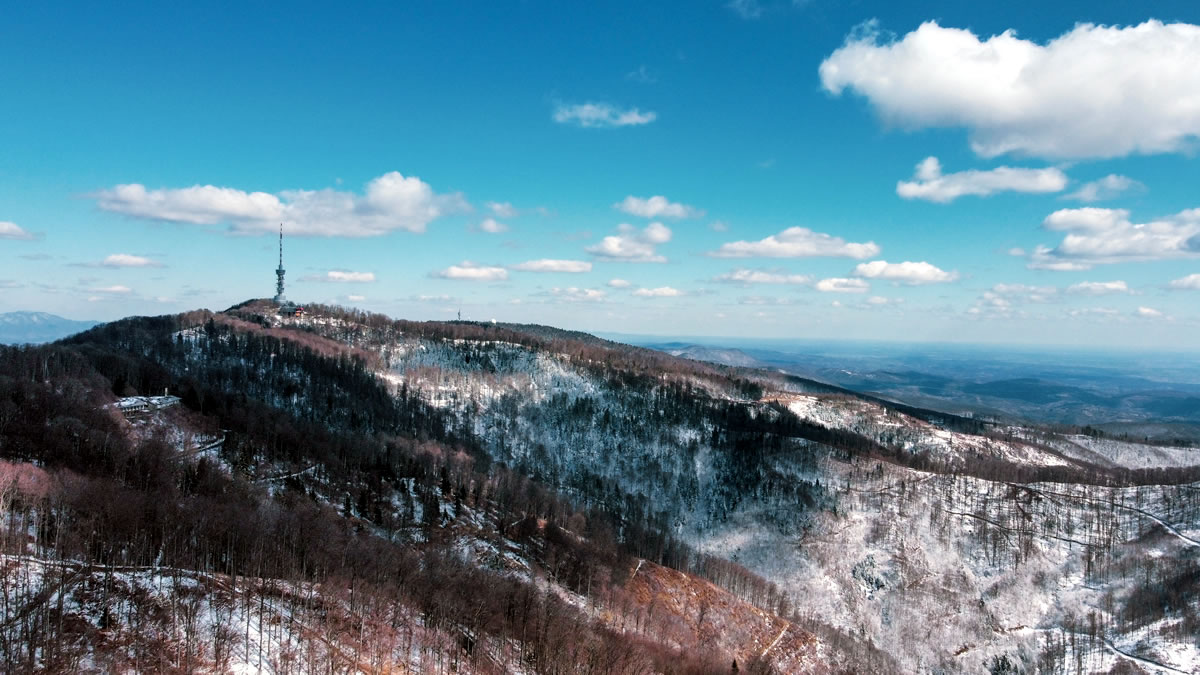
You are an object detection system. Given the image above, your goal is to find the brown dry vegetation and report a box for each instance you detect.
[623,560,824,674]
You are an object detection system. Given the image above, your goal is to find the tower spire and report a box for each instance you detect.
[274,224,287,304]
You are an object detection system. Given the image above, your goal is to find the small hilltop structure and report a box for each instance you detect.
[274,224,305,318]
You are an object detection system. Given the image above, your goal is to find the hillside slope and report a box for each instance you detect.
[2,301,1196,672]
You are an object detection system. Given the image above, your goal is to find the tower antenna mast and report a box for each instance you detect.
[274,223,287,304]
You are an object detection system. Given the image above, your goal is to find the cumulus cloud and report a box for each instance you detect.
[896,156,1067,202]
[992,283,1058,303]
[549,287,607,303]
[586,223,671,262]
[476,217,509,234]
[92,285,132,294]
[727,0,764,19]
[486,201,518,218]
[0,221,36,240]
[968,283,1059,318]
[346,295,366,303]
[431,261,509,282]
[1168,273,1200,290]
[510,259,592,273]
[633,286,685,297]
[820,20,1200,158]
[738,296,800,306]
[1066,280,1128,295]
[607,278,632,288]
[614,195,703,220]
[93,172,469,237]
[853,260,958,285]
[726,0,805,20]
[815,277,870,293]
[1135,306,1164,318]
[709,226,879,259]
[553,102,656,128]
[100,253,162,268]
[1063,174,1144,202]
[302,270,376,283]
[1031,207,1200,268]
[1067,307,1120,319]
[626,65,656,84]
[713,268,813,285]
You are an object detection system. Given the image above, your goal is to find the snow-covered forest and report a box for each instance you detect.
[0,301,1196,673]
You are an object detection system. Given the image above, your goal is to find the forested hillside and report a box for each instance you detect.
[0,306,845,673]
[0,301,1196,672]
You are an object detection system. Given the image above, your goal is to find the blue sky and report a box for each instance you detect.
[3,1,1200,349]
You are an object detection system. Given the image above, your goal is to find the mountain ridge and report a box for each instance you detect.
[0,301,1195,672]
[0,310,100,344]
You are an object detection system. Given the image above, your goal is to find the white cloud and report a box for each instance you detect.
[896,156,1067,203]
[1008,247,1026,257]
[607,278,632,288]
[1063,174,1144,202]
[486,201,518,218]
[476,217,509,234]
[1135,306,1164,318]
[303,270,376,283]
[968,283,1057,318]
[0,221,35,240]
[101,253,162,268]
[709,226,879,259]
[586,223,671,262]
[626,65,656,84]
[865,296,903,306]
[93,171,468,237]
[738,296,800,306]
[815,277,870,293]
[853,260,958,284]
[991,283,1058,303]
[709,221,729,232]
[1168,273,1200,290]
[552,102,657,128]
[614,195,703,220]
[1026,248,1094,271]
[820,20,1200,159]
[549,287,607,303]
[346,295,366,303]
[1067,307,1120,318]
[510,259,592,273]
[1032,207,1200,268]
[633,286,684,297]
[727,0,764,19]
[431,261,509,282]
[714,268,813,285]
[1066,280,1128,295]
[92,285,132,294]
[1043,207,1129,232]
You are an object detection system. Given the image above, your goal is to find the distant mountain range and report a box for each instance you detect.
[647,340,1200,435]
[0,311,100,344]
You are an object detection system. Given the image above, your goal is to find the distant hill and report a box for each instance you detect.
[0,311,100,344]
[652,342,766,368]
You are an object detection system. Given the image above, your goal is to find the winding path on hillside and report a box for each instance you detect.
[1101,637,1189,674]
[1017,484,1200,549]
